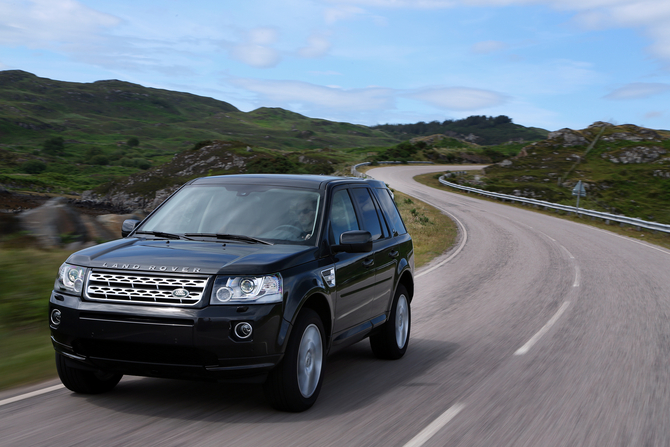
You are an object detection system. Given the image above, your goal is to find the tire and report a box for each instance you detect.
[370,284,411,360]
[55,353,122,394]
[264,308,325,412]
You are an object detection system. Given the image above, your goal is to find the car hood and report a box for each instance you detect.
[66,238,318,275]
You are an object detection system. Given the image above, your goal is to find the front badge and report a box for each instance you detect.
[172,288,190,298]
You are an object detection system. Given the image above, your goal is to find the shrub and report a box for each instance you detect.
[134,159,151,170]
[42,137,64,155]
[90,155,109,166]
[127,137,140,147]
[20,160,47,174]
[191,140,213,151]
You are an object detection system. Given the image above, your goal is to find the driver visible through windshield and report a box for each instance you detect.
[139,185,322,244]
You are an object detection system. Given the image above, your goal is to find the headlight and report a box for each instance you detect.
[210,274,283,305]
[56,263,86,294]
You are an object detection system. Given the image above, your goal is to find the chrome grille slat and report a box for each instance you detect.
[85,271,209,306]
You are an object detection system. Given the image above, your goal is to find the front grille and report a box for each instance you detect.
[85,270,209,306]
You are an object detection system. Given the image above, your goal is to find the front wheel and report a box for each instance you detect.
[264,308,325,412]
[55,353,122,394]
[370,284,411,360]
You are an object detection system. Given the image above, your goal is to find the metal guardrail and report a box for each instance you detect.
[351,161,670,234]
[439,176,670,234]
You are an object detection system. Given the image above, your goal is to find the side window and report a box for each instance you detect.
[375,188,407,236]
[350,188,383,240]
[329,189,359,244]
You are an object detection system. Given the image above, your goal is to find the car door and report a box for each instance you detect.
[329,188,377,335]
[349,187,397,322]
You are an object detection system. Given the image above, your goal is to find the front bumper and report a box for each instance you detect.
[49,291,288,382]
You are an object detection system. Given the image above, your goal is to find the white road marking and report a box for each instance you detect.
[0,384,64,408]
[573,265,581,288]
[416,207,468,279]
[403,403,465,447]
[514,301,571,356]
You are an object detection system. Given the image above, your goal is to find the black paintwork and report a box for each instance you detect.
[50,174,414,382]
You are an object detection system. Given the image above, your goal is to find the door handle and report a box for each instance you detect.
[389,250,399,258]
[363,258,375,267]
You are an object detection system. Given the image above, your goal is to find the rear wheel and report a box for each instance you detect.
[370,284,411,359]
[264,308,325,412]
[55,353,122,394]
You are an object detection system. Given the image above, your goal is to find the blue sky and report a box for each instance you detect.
[1,0,670,131]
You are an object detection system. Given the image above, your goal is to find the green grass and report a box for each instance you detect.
[0,246,74,391]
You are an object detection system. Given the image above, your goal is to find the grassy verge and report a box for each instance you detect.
[393,190,458,268]
[0,247,74,391]
[414,171,670,250]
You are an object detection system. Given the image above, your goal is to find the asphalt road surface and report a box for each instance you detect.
[3,165,670,447]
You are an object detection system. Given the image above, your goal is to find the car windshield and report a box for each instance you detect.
[139,184,322,244]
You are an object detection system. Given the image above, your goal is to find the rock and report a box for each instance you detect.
[547,129,588,147]
[18,197,88,248]
[601,146,666,164]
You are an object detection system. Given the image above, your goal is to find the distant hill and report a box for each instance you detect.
[373,115,548,145]
[459,122,670,224]
[0,70,398,153]
[0,70,549,198]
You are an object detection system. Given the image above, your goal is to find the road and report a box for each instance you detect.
[3,165,670,446]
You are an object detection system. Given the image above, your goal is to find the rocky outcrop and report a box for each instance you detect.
[81,141,252,211]
[547,129,589,147]
[16,197,145,249]
[602,146,667,164]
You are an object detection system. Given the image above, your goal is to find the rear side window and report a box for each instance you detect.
[375,188,407,236]
[350,188,383,240]
[329,189,360,243]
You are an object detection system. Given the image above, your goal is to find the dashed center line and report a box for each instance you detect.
[0,384,64,407]
[514,301,571,356]
[403,403,465,447]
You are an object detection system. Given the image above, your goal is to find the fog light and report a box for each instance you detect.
[234,322,253,339]
[50,309,62,326]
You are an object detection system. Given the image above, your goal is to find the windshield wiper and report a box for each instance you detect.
[184,233,273,245]
[135,231,193,240]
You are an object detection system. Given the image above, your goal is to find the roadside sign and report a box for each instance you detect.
[572,181,586,197]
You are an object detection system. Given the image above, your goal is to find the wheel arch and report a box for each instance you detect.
[299,293,333,348]
[398,270,414,302]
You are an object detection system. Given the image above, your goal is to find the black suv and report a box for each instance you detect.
[49,174,414,411]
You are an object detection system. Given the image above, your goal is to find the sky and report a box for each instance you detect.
[1,0,670,132]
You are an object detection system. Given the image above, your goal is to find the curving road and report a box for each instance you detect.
[2,165,670,446]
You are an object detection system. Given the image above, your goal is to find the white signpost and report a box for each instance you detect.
[572,180,586,209]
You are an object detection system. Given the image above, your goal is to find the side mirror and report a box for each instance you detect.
[332,230,373,253]
[121,219,140,237]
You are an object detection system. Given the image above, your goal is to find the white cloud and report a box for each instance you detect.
[408,87,508,110]
[0,0,120,47]
[604,82,670,100]
[644,110,663,119]
[329,0,670,63]
[230,27,281,68]
[471,40,507,54]
[325,5,366,23]
[298,34,332,58]
[230,77,395,111]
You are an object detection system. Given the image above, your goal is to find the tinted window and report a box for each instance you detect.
[329,189,359,244]
[140,185,321,244]
[350,188,383,240]
[375,188,407,236]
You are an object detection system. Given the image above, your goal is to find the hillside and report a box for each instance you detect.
[373,115,548,145]
[0,70,398,153]
[0,70,547,200]
[459,122,670,224]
